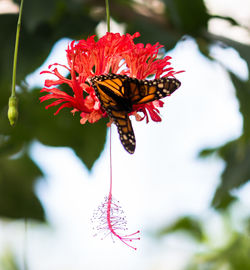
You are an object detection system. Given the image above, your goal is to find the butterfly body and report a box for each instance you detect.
[90,74,181,154]
[97,82,133,112]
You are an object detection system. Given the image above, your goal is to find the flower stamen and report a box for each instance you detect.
[92,195,140,250]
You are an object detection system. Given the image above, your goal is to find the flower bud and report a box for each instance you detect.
[8,96,18,126]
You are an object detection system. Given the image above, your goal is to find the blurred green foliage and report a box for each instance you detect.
[157,206,250,270]
[0,249,20,270]
[0,0,249,231]
[196,234,250,270]
[157,216,204,241]
[187,216,250,270]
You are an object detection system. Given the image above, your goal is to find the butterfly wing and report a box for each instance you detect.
[91,74,181,154]
[109,110,135,154]
[128,77,181,105]
[91,74,136,154]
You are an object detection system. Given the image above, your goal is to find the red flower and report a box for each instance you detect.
[40,32,183,250]
[40,32,183,124]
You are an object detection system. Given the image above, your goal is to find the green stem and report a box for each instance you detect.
[8,0,24,126]
[11,0,24,97]
[23,218,28,270]
[105,0,110,32]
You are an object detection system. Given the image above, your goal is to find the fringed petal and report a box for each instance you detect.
[40,31,183,125]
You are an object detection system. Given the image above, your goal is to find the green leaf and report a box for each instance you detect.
[157,216,203,241]
[230,74,250,140]
[0,1,97,92]
[209,15,243,27]
[207,34,250,73]
[127,17,181,50]
[212,192,237,210]
[163,0,209,34]
[0,153,45,221]
[194,235,250,269]
[0,85,107,220]
[22,0,57,33]
[0,249,20,270]
[197,37,250,209]
[214,139,250,208]
[107,0,181,49]
[199,147,218,158]
[35,89,107,170]
[36,114,108,170]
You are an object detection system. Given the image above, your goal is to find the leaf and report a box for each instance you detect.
[0,153,45,221]
[230,74,250,140]
[0,1,97,92]
[199,138,250,210]
[199,147,218,158]
[209,15,243,27]
[22,0,57,33]
[163,0,209,34]
[211,139,250,209]
[212,192,237,210]
[197,235,250,269]
[197,36,250,209]
[36,114,108,170]
[157,216,203,241]
[0,86,107,220]
[127,17,181,50]
[0,249,20,270]
[206,34,250,72]
[34,89,107,170]
[1,88,107,170]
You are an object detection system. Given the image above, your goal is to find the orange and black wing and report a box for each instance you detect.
[91,74,181,154]
[108,110,135,154]
[128,77,181,105]
[90,74,136,154]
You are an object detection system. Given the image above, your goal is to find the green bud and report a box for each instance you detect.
[8,96,18,126]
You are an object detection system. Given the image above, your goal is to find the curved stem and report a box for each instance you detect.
[11,0,24,98]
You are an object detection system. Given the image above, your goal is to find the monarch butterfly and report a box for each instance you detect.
[90,74,181,154]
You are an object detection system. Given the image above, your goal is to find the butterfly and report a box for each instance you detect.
[90,73,181,154]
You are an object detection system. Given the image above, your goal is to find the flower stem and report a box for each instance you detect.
[105,0,110,32]
[8,0,24,126]
[23,218,29,270]
[109,126,112,195]
[106,126,140,250]
[12,0,24,97]
[91,128,140,249]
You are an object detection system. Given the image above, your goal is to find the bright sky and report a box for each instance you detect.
[1,1,250,270]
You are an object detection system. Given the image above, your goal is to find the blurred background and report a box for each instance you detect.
[0,0,250,269]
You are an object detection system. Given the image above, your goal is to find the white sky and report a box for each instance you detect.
[1,1,250,270]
